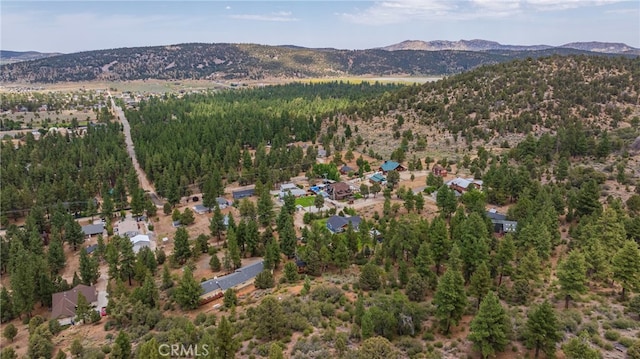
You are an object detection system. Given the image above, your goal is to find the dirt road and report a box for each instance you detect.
[108,92,164,207]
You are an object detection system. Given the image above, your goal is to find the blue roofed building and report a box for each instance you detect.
[379,160,406,174]
[327,215,361,234]
[200,260,265,303]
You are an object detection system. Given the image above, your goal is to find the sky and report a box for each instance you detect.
[1,0,639,53]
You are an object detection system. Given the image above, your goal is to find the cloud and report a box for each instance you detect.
[339,0,628,24]
[225,6,231,10]
[229,11,298,22]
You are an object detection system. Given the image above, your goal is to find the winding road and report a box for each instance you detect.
[108,92,165,207]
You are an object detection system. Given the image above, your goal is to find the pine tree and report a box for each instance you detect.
[436,184,457,218]
[111,331,131,359]
[468,292,510,358]
[469,262,492,309]
[575,179,601,218]
[173,227,192,265]
[118,236,136,286]
[557,250,587,309]
[612,241,640,299]
[257,189,275,227]
[161,264,173,290]
[279,214,297,258]
[10,248,36,318]
[3,323,17,342]
[0,287,14,323]
[562,332,600,359]
[215,316,239,359]
[47,238,66,274]
[429,217,451,275]
[254,296,284,340]
[209,254,221,272]
[284,261,299,282]
[136,337,161,359]
[405,273,428,302]
[524,301,561,358]
[64,218,84,251]
[459,212,490,282]
[223,288,237,308]
[359,262,382,291]
[433,266,468,334]
[209,205,225,242]
[268,342,284,359]
[255,270,275,289]
[173,267,201,310]
[333,236,350,273]
[79,248,99,285]
[139,272,159,308]
[226,228,242,269]
[75,292,91,324]
[495,234,515,285]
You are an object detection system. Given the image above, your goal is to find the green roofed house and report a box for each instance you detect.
[379,160,405,174]
[369,173,386,184]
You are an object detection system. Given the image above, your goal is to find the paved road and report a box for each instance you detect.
[108,92,165,207]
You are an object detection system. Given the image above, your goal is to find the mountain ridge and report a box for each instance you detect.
[379,39,639,54]
[1,41,637,83]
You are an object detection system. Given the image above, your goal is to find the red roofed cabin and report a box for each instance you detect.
[432,164,447,177]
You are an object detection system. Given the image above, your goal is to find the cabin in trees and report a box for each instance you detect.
[432,164,448,177]
[368,173,386,185]
[130,234,151,254]
[279,183,307,198]
[340,165,354,175]
[217,197,231,209]
[232,187,255,200]
[199,260,264,304]
[379,160,405,174]
[486,209,518,234]
[327,215,361,234]
[446,177,483,194]
[81,223,104,238]
[193,205,210,215]
[326,182,353,200]
[51,285,98,325]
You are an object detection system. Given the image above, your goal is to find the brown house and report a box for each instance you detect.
[326,182,353,200]
[432,164,448,177]
[51,285,98,324]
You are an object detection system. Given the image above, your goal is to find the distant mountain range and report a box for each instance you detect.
[379,40,640,55]
[0,40,637,83]
[0,50,63,65]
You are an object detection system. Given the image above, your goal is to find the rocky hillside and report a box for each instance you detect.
[0,50,62,65]
[0,42,632,83]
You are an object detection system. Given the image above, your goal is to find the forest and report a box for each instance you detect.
[0,54,639,359]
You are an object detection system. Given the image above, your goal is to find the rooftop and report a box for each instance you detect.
[200,260,264,295]
[81,223,104,236]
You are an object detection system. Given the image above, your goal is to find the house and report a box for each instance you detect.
[326,182,353,200]
[280,183,298,192]
[327,215,361,233]
[486,209,517,234]
[432,164,448,177]
[379,160,405,174]
[216,197,230,209]
[193,205,210,215]
[317,149,327,158]
[340,165,354,175]
[446,177,483,194]
[51,285,98,325]
[369,173,386,184]
[200,260,264,303]
[81,223,104,238]
[279,183,307,198]
[232,187,255,200]
[85,244,98,255]
[130,234,151,254]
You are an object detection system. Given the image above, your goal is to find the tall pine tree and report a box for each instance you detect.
[468,291,510,358]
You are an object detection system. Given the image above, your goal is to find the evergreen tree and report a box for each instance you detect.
[0,287,14,323]
[10,248,36,317]
[469,261,492,309]
[468,292,510,358]
[494,234,515,285]
[333,236,350,273]
[459,212,490,282]
[284,261,299,282]
[28,327,54,359]
[257,188,275,227]
[516,248,541,283]
[226,228,242,269]
[215,316,239,359]
[575,179,601,218]
[3,323,17,342]
[524,301,561,358]
[436,184,457,218]
[359,262,382,291]
[47,238,66,274]
[118,236,136,286]
[173,267,202,310]
[78,248,99,285]
[139,272,159,308]
[405,273,428,302]
[254,296,284,340]
[430,217,451,275]
[268,342,284,359]
[173,227,192,265]
[130,188,145,217]
[223,288,237,308]
[136,337,161,359]
[64,218,84,251]
[75,292,91,324]
[612,241,640,299]
[161,264,174,290]
[255,270,275,289]
[279,214,297,258]
[209,254,221,272]
[209,205,225,242]
[433,266,468,334]
[181,208,195,226]
[111,331,131,359]
[557,250,587,309]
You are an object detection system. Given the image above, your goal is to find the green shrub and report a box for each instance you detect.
[610,318,637,329]
[618,337,636,348]
[604,330,620,341]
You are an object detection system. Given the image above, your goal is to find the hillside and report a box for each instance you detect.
[0,42,634,83]
[380,39,639,54]
[0,50,62,65]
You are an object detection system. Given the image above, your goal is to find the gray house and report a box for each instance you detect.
[200,260,264,302]
[327,215,361,234]
[486,209,517,233]
[81,223,104,238]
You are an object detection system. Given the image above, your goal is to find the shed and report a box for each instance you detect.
[232,188,255,200]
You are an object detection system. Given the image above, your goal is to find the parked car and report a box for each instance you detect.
[101,307,107,317]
